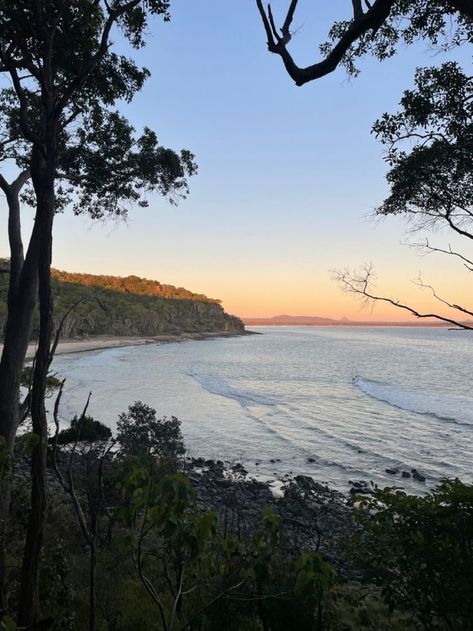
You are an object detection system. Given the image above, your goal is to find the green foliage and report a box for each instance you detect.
[116,401,185,467]
[0,1,195,217]
[115,459,336,630]
[373,61,473,229]
[20,366,62,394]
[321,2,473,79]
[294,553,336,606]
[0,262,244,340]
[56,415,112,445]
[352,479,473,630]
[39,541,76,630]
[0,616,17,631]
[51,268,221,304]
[17,432,40,457]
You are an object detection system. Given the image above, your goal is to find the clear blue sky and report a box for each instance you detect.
[1,1,470,318]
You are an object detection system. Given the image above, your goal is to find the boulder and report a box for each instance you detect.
[412,469,426,482]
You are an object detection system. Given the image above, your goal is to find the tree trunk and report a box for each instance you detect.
[0,185,38,613]
[89,543,96,631]
[17,142,56,626]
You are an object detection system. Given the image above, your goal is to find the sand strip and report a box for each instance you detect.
[0,331,250,362]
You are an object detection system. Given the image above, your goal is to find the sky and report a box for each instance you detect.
[0,0,471,320]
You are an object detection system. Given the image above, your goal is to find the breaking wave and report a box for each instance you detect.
[353,376,473,427]
[187,371,277,407]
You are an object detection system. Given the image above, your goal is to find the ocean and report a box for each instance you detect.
[51,326,473,493]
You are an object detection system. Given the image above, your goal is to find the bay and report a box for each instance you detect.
[52,326,473,492]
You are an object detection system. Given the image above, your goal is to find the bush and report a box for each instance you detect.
[352,479,473,630]
[116,401,185,469]
[56,415,112,445]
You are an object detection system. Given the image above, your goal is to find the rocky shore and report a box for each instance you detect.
[183,457,356,573]
[15,450,356,573]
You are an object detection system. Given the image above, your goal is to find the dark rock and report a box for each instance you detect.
[270,459,276,463]
[385,468,398,475]
[349,486,371,495]
[307,457,316,463]
[412,469,426,482]
[215,478,230,487]
[401,471,411,478]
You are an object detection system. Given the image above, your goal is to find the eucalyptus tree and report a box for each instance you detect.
[256,0,472,86]
[0,1,196,623]
[335,61,473,327]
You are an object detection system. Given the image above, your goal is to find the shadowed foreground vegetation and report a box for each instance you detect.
[2,398,472,630]
[0,262,244,339]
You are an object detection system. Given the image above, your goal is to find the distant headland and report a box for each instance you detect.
[0,262,245,339]
[242,314,471,328]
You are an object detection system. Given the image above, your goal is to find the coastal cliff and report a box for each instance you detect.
[0,263,245,338]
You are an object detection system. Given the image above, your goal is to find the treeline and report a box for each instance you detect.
[51,269,222,304]
[0,262,244,339]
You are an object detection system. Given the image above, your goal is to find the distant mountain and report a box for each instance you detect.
[245,315,339,325]
[0,262,245,339]
[243,314,453,327]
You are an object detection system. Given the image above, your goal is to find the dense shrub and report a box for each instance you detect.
[352,479,473,630]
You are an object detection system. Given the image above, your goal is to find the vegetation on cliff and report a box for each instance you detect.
[0,262,244,339]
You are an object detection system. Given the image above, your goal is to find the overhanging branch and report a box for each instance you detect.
[256,0,396,86]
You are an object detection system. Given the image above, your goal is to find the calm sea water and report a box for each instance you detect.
[51,326,473,492]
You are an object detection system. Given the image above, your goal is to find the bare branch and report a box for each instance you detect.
[410,238,473,272]
[281,0,298,42]
[352,0,364,20]
[333,264,473,330]
[48,298,87,366]
[414,274,473,318]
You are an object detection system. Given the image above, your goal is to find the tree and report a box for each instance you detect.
[51,385,114,631]
[0,1,196,623]
[256,1,472,327]
[117,401,185,471]
[334,61,473,328]
[256,0,473,86]
[352,479,473,629]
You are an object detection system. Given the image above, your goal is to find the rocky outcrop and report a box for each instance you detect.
[184,458,355,573]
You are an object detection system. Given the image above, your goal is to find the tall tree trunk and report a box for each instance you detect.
[17,142,56,626]
[89,543,97,631]
[0,175,37,613]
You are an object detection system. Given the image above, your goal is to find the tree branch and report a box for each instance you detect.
[333,264,473,330]
[256,0,396,86]
[414,275,473,318]
[411,239,473,272]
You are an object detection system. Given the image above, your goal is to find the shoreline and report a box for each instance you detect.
[18,330,252,361]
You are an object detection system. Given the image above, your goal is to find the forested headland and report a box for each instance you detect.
[0,261,245,339]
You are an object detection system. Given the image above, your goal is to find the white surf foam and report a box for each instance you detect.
[354,376,473,426]
[188,371,277,407]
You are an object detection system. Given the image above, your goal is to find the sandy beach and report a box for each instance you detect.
[0,331,249,362]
